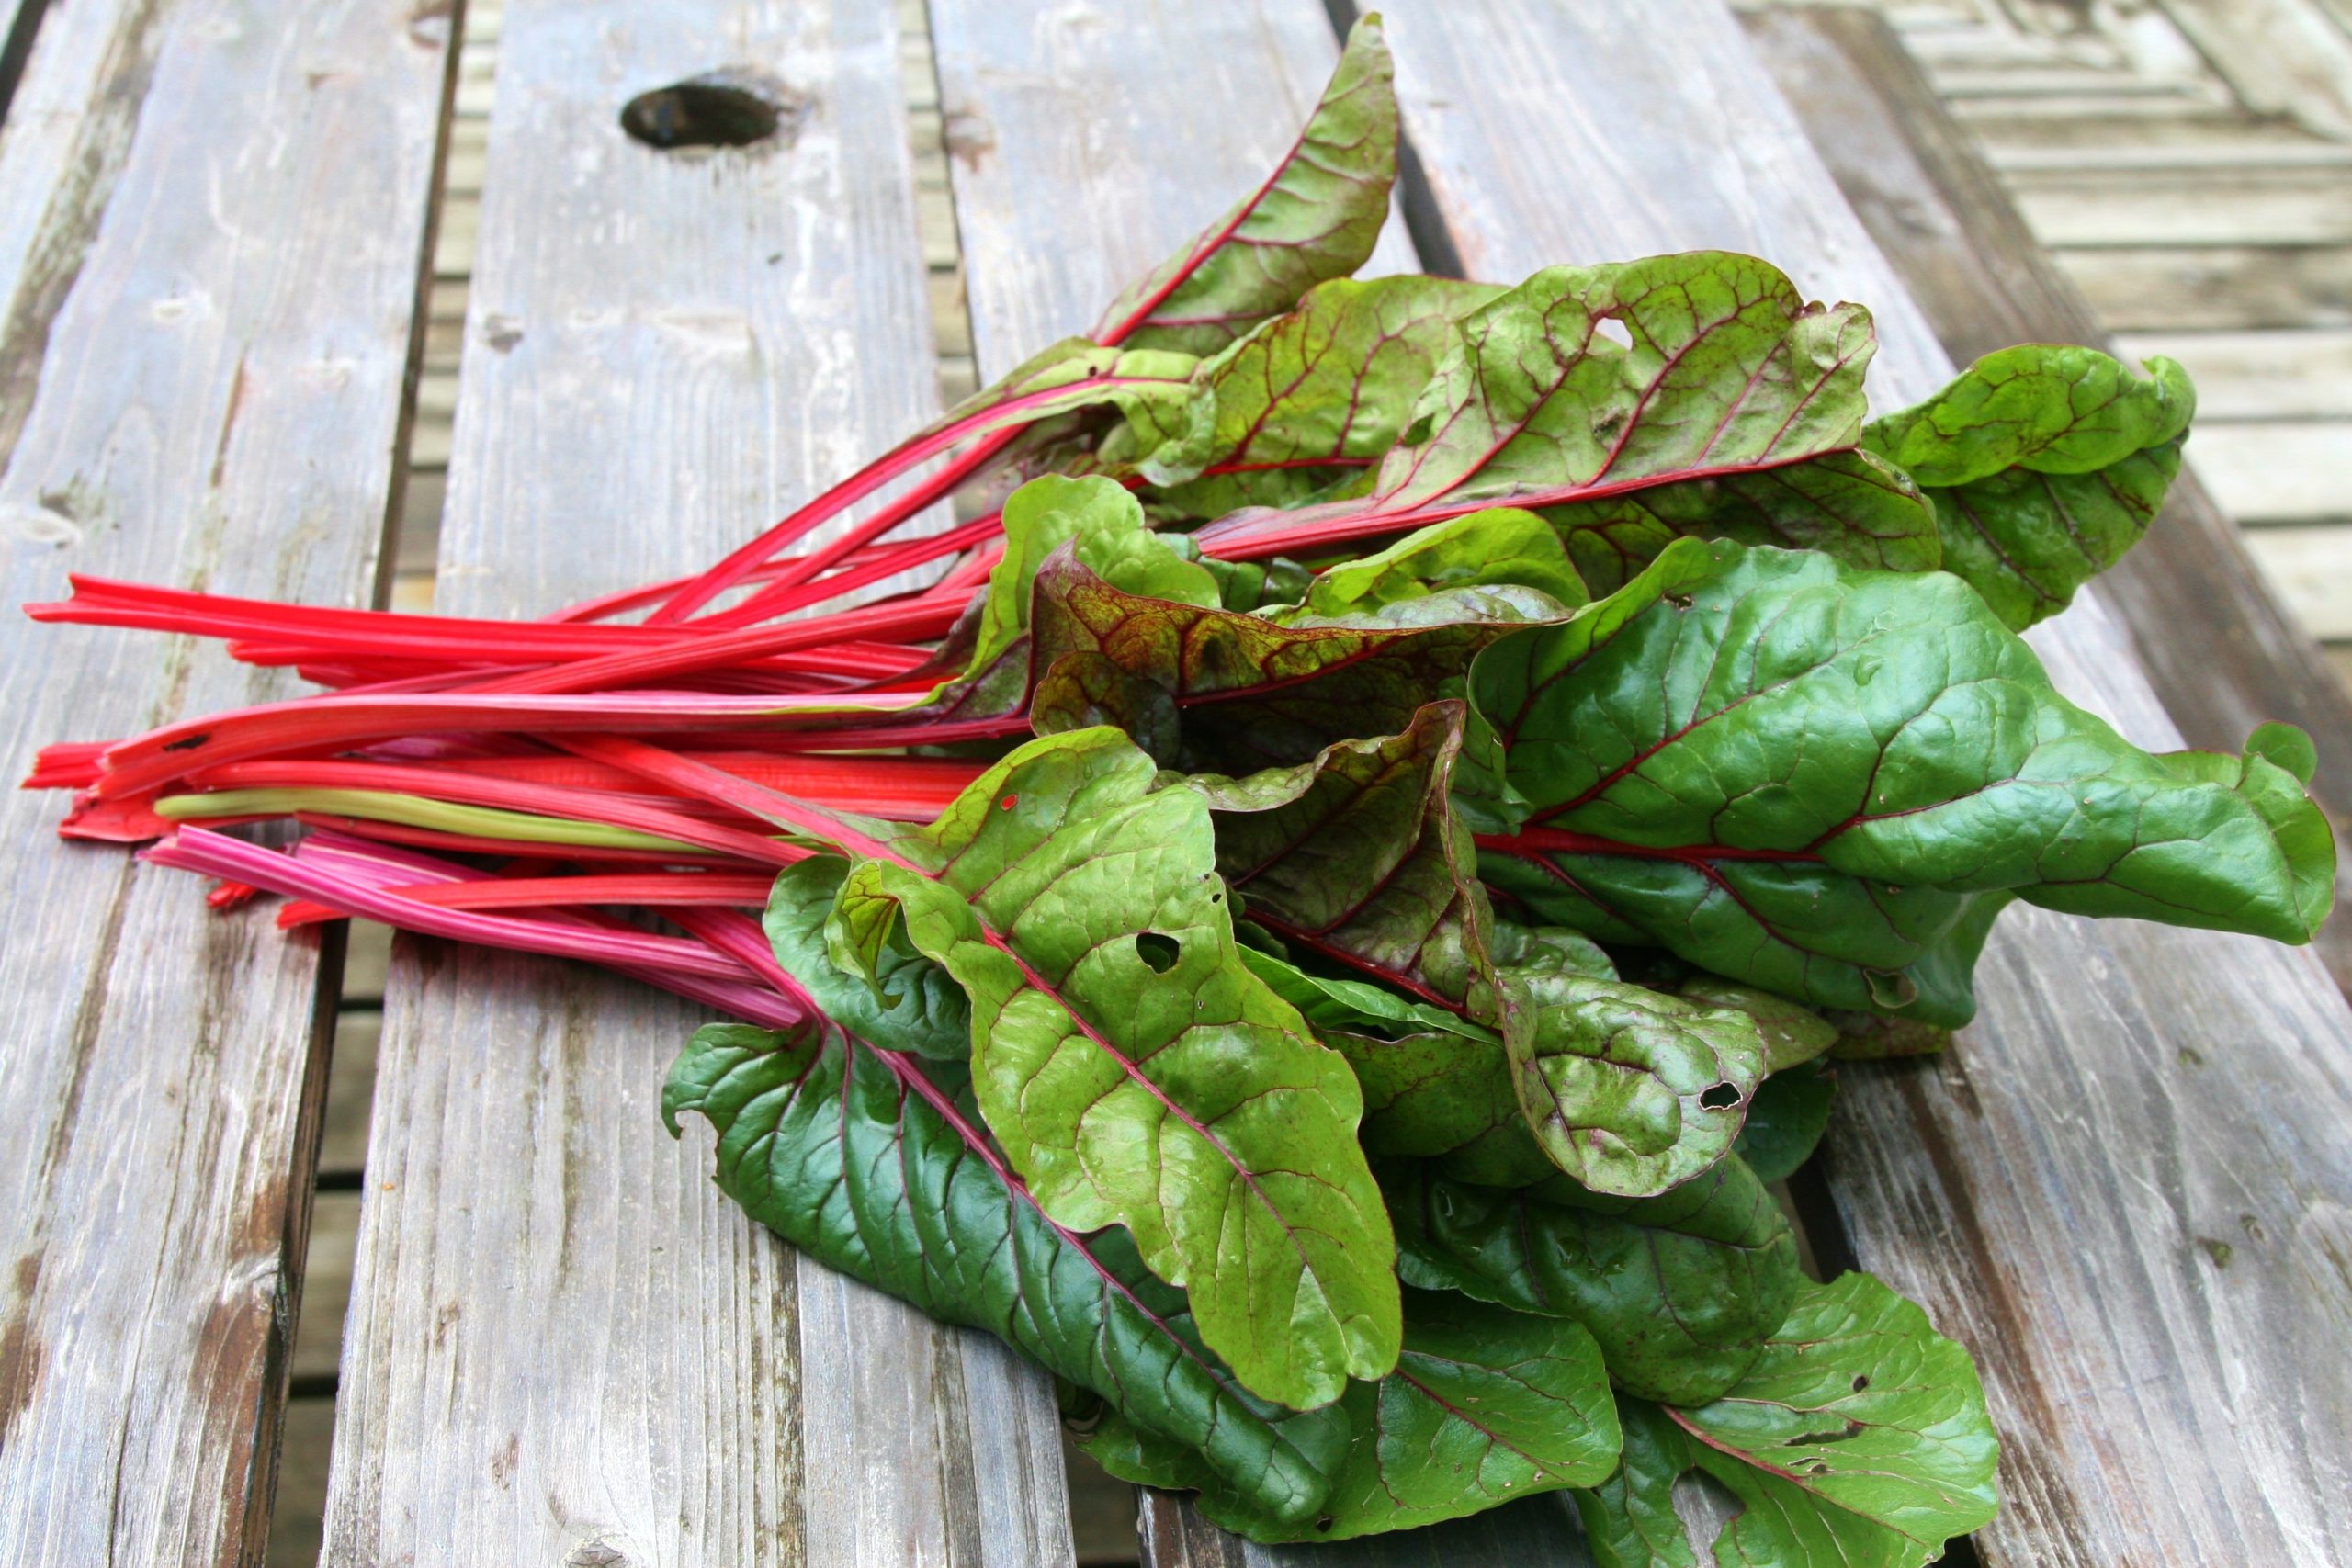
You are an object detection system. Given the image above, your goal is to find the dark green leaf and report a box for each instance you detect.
[763,857,967,1060]
[1087,1290,1619,1543]
[1572,1272,1999,1568]
[1734,1062,1838,1183]
[664,1023,1348,1522]
[1472,537,2334,1026]
[1386,1156,1801,1405]
[828,728,1399,1409]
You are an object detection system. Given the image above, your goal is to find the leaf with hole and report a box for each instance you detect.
[1571,1272,1999,1568]
[823,727,1399,1409]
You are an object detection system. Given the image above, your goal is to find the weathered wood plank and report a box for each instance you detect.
[2010,164,2352,248]
[2059,242,2352,329]
[319,3,1073,1563]
[1744,5,2352,995]
[2241,521,2352,635]
[1379,2,2352,1562]
[2152,0,2352,138]
[0,0,452,1562]
[2111,328,2352,419]
[2181,419,2352,521]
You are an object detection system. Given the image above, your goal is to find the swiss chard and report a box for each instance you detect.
[25,14,2326,1554]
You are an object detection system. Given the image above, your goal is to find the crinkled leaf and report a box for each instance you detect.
[1387,1156,1801,1405]
[763,858,967,1060]
[1472,537,2334,1026]
[1544,449,1939,596]
[1186,701,1502,1012]
[1119,275,1504,508]
[663,1024,1347,1522]
[1158,1290,1622,1542]
[1091,17,1398,356]
[1504,972,1765,1197]
[1734,1062,1838,1183]
[826,728,1399,1408]
[1573,1273,1999,1568]
[1865,345,2195,628]
[1030,507,1561,773]
[1194,254,1934,589]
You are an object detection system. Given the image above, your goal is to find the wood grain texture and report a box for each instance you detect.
[2057,242,2352,330]
[1742,3,2352,990]
[318,3,1073,1563]
[1382,1,2352,1561]
[0,0,450,1562]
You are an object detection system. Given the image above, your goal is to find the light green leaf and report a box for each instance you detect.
[1504,973,1766,1198]
[827,728,1400,1409]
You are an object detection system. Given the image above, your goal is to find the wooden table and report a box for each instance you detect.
[1,1,2347,1563]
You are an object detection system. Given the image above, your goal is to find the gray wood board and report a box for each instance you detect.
[318,2,1072,1563]
[1743,4,2352,994]
[1382,0,2352,1561]
[0,0,453,1562]
[924,0,1571,1560]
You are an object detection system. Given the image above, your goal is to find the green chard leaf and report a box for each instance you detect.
[1087,1289,1621,1543]
[1573,1273,1999,1568]
[1471,537,2334,1026]
[664,1023,1349,1523]
[1385,1156,1802,1406]
[1186,700,1505,1013]
[1866,344,2195,629]
[1026,494,1563,772]
[763,858,969,1061]
[1193,252,1939,585]
[1115,274,1505,510]
[1502,971,1766,1197]
[1091,16,1398,357]
[1735,1061,1838,1183]
[825,727,1399,1409]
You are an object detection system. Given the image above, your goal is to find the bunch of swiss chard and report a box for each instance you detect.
[23,17,2331,1560]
